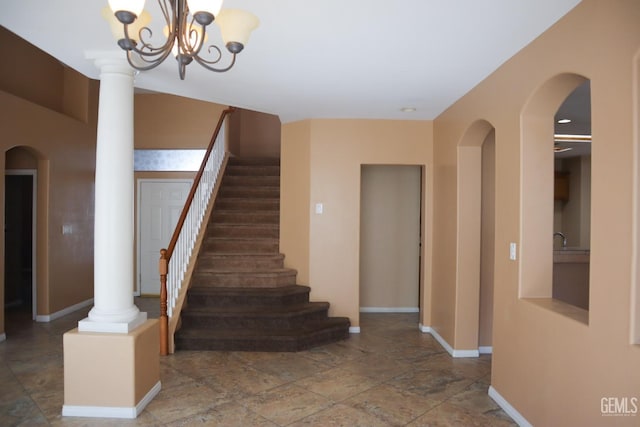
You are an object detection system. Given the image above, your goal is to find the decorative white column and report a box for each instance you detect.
[79,51,146,333]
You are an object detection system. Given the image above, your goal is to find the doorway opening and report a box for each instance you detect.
[359,165,422,319]
[457,120,496,356]
[4,171,36,321]
[137,179,193,295]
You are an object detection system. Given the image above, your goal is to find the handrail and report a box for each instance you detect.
[159,107,235,355]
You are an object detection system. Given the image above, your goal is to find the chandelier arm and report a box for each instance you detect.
[196,45,223,65]
[192,53,237,73]
[126,48,174,71]
[120,0,176,70]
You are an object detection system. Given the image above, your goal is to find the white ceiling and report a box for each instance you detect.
[1,0,582,123]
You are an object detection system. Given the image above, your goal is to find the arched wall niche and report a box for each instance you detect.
[520,73,589,301]
[455,119,496,352]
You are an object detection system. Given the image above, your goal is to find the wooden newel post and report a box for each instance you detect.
[159,248,168,356]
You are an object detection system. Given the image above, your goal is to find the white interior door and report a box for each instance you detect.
[138,180,192,295]
[360,165,421,311]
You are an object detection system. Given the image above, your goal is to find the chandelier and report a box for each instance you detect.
[105,0,259,79]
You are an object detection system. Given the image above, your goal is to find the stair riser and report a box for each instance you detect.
[214,199,280,211]
[226,165,280,176]
[175,324,351,352]
[208,226,279,239]
[228,158,280,167]
[181,310,330,330]
[186,292,310,308]
[223,176,280,186]
[193,272,296,287]
[211,212,279,224]
[203,240,279,253]
[219,188,280,199]
[197,256,285,270]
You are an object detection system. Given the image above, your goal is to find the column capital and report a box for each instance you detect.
[85,50,135,76]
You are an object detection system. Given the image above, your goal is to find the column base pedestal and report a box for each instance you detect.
[62,319,160,419]
[78,311,147,333]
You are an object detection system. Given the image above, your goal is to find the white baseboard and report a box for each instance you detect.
[479,346,493,354]
[418,324,480,358]
[360,307,419,313]
[488,386,532,427]
[349,326,361,333]
[62,381,161,419]
[36,298,94,323]
[0,333,5,342]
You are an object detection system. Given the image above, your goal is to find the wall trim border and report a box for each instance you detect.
[419,324,480,358]
[360,307,419,313]
[479,346,493,354]
[488,386,532,427]
[36,298,94,323]
[62,380,161,419]
[349,326,361,333]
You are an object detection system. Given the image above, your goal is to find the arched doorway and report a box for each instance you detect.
[456,120,496,355]
[4,146,40,328]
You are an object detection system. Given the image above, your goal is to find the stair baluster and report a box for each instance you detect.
[159,107,234,355]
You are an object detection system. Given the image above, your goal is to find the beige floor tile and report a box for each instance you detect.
[0,306,518,426]
[144,381,225,423]
[295,366,381,401]
[407,401,517,427]
[164,401,277,427]
[299,340,369,366]
[248,352,332,382]
[201,361,286,395]
[388,367,475,402]
[344,383,440,426]
[48,411,161,426]
[290,403,391,427]
[0,395,49,426]
[245,383,333,425]
[339,352,412,381]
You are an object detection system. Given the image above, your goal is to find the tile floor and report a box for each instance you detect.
[0,298,515,426]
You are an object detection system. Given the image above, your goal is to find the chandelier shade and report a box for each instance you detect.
[217,9,260,52]
[105,0,259,79]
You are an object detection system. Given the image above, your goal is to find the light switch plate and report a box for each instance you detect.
[315,203,323,214]
[509,242,517,260]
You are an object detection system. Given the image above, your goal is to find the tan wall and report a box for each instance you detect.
[433,0,640,424]
[228,108,281,158]
[134,94,227,149]
[0,28,99,336]
[1,84,98,334]
[0,28,64,115]
[281,119,433,327]
[280,121,311,284]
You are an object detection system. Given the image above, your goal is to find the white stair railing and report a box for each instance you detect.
[159,108,234,355]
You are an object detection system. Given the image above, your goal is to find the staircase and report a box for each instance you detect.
[175,157,351,351]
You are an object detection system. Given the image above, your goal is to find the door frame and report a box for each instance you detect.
[5,169,37,320]
[136,178,193,295]
[359,164,423,314]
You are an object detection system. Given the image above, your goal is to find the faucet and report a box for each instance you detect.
[553,232,567,248]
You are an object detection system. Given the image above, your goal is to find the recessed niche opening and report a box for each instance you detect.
[520,73,590,324]
[552,81,591,312]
